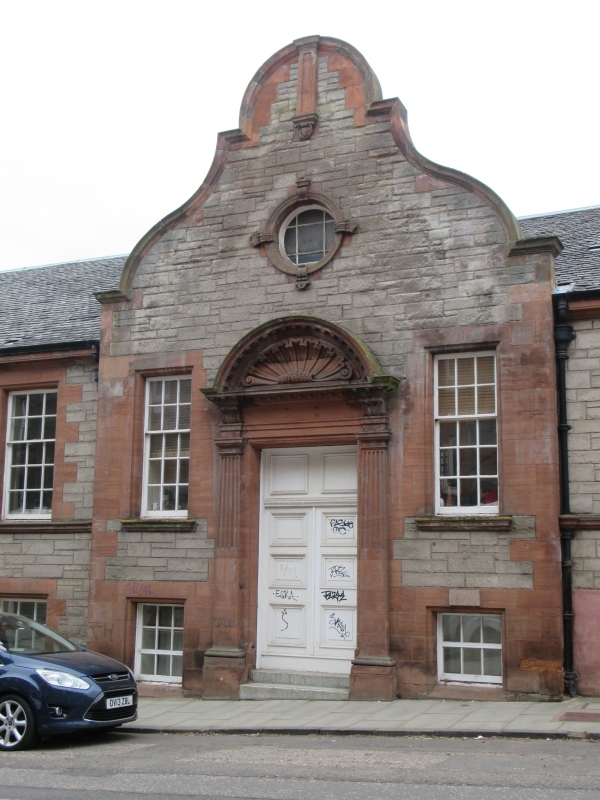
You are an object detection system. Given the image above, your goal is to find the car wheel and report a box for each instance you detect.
[0,695,37,751]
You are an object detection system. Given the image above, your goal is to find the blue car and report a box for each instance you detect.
[0,613,137,750]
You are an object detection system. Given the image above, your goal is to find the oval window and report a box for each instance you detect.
[281,206,335,265]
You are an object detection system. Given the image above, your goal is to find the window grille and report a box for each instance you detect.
[135,604,184,682]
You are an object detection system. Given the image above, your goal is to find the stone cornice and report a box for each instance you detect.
[509,237,563,258]
[559,514,600,531]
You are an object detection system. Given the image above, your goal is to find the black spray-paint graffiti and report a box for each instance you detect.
[330,519,354,535]
[328,613,351,640]
[274,589,298,601]
[328,564,350,578]
[280,608,289,631]
[321,590,347,602]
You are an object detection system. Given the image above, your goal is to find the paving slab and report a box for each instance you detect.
[125,695,600,739]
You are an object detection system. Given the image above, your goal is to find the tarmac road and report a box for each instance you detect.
[0,731,599,800]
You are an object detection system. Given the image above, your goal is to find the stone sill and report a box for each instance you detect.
[0,520,92,534]
[415,516,513,532]
[559,514,600,531]
[120,518,197,533]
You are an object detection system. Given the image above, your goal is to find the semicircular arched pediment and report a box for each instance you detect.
[211,317,388,396]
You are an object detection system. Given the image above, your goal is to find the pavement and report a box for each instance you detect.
[124,695,600,739]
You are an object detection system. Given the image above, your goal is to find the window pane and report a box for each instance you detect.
[298,223,324,253]
[179,433,190,456]
[325,221,335,249]
[483,649,502,676]
[171,655,183,678]
[173,631,184,651]
[36,603,47,624]
[173,607,184,628]
[25,491,40,511]
[28,442,44,464]
[440,479,457,507]
[26,467,42,489]
[147,485,161,511]
[12,444,27,465]
[43,417,56,440]
[45,393,57,415]
[13,395,28,417]
[158,606,173,627]
[463,648,482,675]
[29,394,44,415]
[164,381,178,404]
[164,434,178,457]
[20,602,35,619]
[41,491,52,512]
[443,647,461,674]
[179,380,192,403]
[178,405,190,429]
[45,442,55,464]
[27,417,42,440]
[143,605,157,626]
[163,460,177,483]
[483,615,502,644]
[459,448,477,476]
[142,628,155,649]
[479,419,497,445]
[149,407,162,431]
[179,460,189,483]
[8,492,23,513]
[284,226,296,256]
[437,360,455,387]
[11,418,27,441]
[298,251,322,264]
[163,487,176,510]
[456,358,475,386]
[298,209,324,225]
[158,629,172,650]
[477,385,495,414]
[163,406,177,430]
[149,435,162,458]
[442,614,461,642]
[140,653,155,675]
[480,448,497,476]
[457,386,475,415]
[156,654,171,677]
[148,460,161,484]
[10,467,25,490]
[438,388,455,416]
[177,486,188,510]
[463,615,482,643]
[481,479,498,505]
[149,381,162,405]
[43,466,54,489]
[440,449,456,477]
[459,420,477,446]
[439,421,457,447]
[460,478,478,506]
[477,356,495,384]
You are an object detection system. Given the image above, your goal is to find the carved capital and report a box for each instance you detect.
[292,113,319,141]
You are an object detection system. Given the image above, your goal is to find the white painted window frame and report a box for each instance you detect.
[3,389,57,520]
[437,612,503,685]
[0,598,47,623]
[434,351,499,515]
[141,376,191,518]
[134,603,184,684]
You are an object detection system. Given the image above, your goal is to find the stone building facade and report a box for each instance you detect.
[1,37,597,700]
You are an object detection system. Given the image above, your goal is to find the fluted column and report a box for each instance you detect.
[350,392,396,700]
[203,402,247,699]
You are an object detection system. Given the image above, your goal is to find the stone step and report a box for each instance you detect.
[239,682,349,701]
[249,669,350,689]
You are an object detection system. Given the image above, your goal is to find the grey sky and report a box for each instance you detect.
[1,0,598,271]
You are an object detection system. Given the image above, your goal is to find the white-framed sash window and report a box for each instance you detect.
[142,377,191,517]
[437,612,502,684]
[435,353,498,514]
[3,390,57,519]
[134,604,184,683]
[1,598,47,623]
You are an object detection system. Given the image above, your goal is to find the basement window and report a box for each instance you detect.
[438,613,502,684]
[135,604,184,683]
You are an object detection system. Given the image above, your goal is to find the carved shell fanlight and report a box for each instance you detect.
[243,337,352,386]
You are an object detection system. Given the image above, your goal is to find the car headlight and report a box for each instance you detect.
[36,668,90,690]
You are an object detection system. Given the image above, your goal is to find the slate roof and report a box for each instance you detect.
[519,206,600,293]
[0,256,126,352]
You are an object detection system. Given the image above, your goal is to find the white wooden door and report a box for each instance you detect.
[257,445,358,675]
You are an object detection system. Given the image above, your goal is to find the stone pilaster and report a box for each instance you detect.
[202,402,247,699]
[350,393,396,700]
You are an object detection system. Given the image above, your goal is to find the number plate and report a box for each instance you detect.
[106,695,133,710]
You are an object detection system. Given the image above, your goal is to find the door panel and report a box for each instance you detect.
[257,446,357,674]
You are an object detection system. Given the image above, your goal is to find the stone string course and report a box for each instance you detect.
[0,533,91,642]
[395,517,536,589]
[104,519,213,582]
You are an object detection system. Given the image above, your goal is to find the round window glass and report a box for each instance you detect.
[281,206,335,265]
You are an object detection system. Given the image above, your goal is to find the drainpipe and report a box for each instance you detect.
[554,296,577,696]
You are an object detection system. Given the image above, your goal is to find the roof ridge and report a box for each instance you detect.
[519,205,600,221]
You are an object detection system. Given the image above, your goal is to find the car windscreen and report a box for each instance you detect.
[0,615,78,655]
